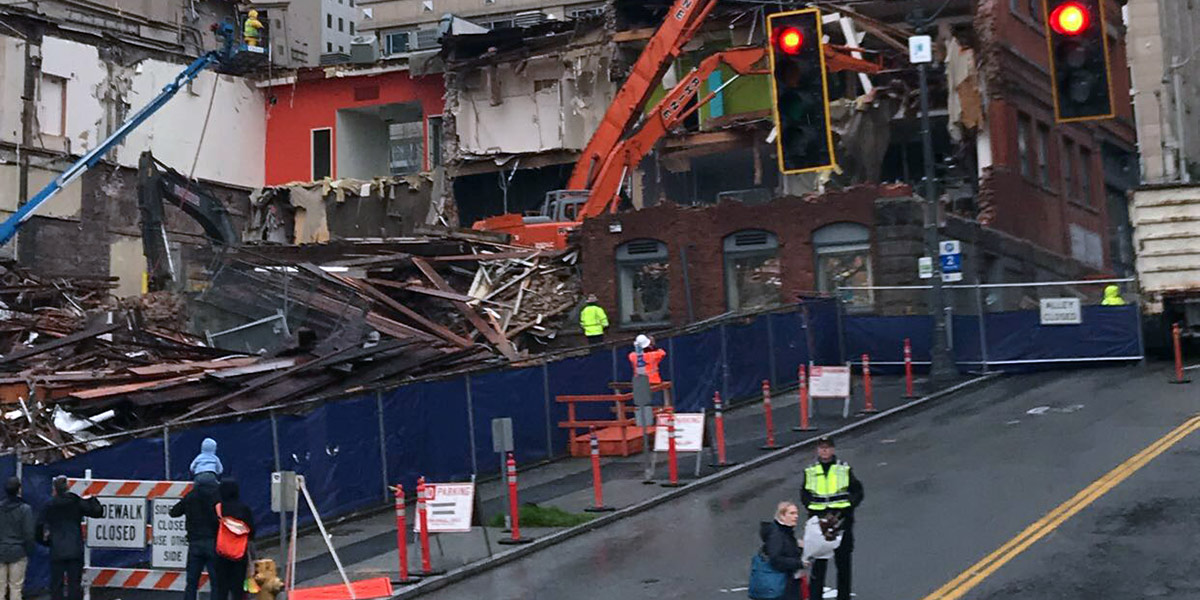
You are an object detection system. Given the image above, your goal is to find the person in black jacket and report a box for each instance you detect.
[211,480,254,600]
[170,478,219,600]
[759,501,804,600]
[0,477,34,600]
[36,476,102,600]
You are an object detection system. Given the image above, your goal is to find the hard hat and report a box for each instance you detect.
[586,294,598,303]
[249,9,259,17]
[635,334,651,350]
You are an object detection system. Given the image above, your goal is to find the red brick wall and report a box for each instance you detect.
[977,0,1129,266]
[578,185,910,328]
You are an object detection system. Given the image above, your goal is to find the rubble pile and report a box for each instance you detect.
[0,234,583,460]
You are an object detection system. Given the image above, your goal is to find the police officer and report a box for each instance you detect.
[801,436,863,600]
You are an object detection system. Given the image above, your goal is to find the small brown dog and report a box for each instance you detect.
[817,511,843,541]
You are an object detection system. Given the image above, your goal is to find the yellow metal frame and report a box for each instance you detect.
[766,7,838,175]
[1042,0,1116,123]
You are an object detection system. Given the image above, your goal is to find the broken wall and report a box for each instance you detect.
[452,42,614,158]
[0,34,265,188]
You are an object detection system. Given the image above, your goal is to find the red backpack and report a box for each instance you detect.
[215,503,251,560]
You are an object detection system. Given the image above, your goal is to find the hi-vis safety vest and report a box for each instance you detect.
[804,461,852,511]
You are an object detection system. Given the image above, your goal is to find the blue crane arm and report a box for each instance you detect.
[0,50,220,245]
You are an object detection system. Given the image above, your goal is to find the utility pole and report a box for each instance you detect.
[911,9,955,386]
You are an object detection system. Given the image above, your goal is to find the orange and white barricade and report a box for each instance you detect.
[68,475,197,599]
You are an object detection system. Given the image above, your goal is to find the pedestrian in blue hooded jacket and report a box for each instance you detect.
[190,438,223,484]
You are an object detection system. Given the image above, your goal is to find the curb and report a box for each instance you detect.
[393,373,1001,599]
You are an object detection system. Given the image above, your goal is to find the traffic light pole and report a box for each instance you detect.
[915,19,956,387]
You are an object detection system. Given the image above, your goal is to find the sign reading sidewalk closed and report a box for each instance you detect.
[87,497,146,549]
[1040,298,1082,325]
[414,483,474,533]
[151,499,188,568]
[810,366,851,398]
[654,413,705,452]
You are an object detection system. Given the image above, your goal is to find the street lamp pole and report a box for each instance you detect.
[913,10,956,386]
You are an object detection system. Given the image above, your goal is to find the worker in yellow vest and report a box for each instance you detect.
[244,10,264,47]
[579,294,609,345]
[801,436,864,600]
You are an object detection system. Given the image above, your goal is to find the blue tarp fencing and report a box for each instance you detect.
[12,298,841,593]
[842,304,1142,373]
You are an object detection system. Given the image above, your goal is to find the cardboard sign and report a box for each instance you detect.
[151,499,188,568]
[810,366,851,398]
[414,483,474,533]
[1040,298,1082,325]
[653,412,705,452]
[87,497,146,549]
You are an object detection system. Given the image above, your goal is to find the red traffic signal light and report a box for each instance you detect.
[767,8,835,174]
[778,27,804,55]
[1050,2,1089,35]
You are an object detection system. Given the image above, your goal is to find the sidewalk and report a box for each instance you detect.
[284,373,953,590]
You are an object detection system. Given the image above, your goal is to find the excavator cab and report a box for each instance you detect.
[526,190,590,224]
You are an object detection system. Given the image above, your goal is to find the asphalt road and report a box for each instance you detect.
[419,363,1200,600]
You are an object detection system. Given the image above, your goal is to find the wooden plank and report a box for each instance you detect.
[0,322,122,365]
[425,251,538,262]
[362,279,477,303]
[411,258,518,360]
[333,276,474,349]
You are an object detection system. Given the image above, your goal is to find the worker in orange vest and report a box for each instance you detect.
[629,334,667,384]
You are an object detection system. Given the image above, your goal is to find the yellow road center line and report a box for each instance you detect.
[921,415,1200,600]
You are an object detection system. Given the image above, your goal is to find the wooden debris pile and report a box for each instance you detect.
[0,235,584,460]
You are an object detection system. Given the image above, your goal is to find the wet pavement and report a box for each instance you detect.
[286,373,944,590]
[414,362,1200,600]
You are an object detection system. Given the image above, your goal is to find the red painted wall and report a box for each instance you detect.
[264,69,445,185]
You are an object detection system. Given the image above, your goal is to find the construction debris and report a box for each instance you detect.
[0,233,582,461]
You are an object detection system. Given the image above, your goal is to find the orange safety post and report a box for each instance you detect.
[498,453,533,545]
[1172,322,1190,384]
[393,484,419,584]
[793,364,817,432]
[661,408,683,487]
[710,391,736,468]
[584,427,615,512]
[861,354,878,414]
[904,338,916,398]
[415,478,435,575]
[760,380,777,450]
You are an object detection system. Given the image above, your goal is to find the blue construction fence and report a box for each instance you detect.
[840,283,1143,373]
[10,297,844,593]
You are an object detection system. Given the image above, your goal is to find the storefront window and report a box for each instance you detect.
[814,223,873,309]
[724,230,781,311]
[616,239,670,325]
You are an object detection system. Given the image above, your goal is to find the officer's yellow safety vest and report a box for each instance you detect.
[804,461,852,510]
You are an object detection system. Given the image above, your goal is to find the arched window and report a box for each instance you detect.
[813,223,872,308]
[723,230,781,311]
[616,239,670,325]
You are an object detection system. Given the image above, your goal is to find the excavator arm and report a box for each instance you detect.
[568,0,719,191]
[138,151,239,292]
[576,43,882,219]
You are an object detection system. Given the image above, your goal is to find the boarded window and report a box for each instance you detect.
[724,230,781,312]
[616,240,670,326]
[311,129,332,180]
[38,75,66,137]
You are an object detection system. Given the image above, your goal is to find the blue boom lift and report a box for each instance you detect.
[0,21,264,245]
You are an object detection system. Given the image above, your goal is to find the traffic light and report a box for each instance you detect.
[1043,0,1114,122]
[767,8,835,174]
